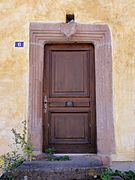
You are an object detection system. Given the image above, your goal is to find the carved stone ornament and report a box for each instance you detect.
[60,22,77,38]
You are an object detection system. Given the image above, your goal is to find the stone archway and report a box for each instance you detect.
[29,23,115,161]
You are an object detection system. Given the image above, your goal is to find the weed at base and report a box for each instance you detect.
[45,148,70,161]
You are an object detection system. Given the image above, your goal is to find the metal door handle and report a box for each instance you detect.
[44,96,49,113]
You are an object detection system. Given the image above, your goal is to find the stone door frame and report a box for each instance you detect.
[29,23,115,159]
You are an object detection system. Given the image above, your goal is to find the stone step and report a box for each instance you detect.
[10,155,106,180]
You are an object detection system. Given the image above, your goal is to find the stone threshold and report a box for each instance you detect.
[10,154,106,180]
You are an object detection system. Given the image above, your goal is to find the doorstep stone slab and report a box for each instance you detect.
[11,154,105,180]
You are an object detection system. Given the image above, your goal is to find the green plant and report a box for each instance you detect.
[0,120,34,178]
[100,168,135,180]
[100,168,113,180]
[11,120,34,161]
[45,148,56,155]
[23,142,34,161]
[0,151,24,172]
[124,170,135,179]
[45,148,70,161]
[57,155,70,161]
[0,151,24,179]
[47,155,70,161]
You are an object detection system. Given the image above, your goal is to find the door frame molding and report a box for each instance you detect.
[29,23,115,160]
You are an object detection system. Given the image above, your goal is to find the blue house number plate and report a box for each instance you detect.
[15,41,24,47]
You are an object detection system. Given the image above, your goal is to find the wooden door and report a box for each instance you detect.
[43,44,96,153]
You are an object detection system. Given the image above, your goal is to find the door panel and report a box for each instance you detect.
[50,112,89,143]
[51,51,89,97]
[43,44,96,153]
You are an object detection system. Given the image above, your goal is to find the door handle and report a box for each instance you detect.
[44,96,49,113]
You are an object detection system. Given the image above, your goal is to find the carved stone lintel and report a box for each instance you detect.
[60,22,77,39]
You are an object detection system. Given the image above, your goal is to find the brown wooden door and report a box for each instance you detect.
[43,44,96,153]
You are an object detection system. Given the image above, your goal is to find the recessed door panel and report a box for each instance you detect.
[51,51,89,97]
[49,112,89,143]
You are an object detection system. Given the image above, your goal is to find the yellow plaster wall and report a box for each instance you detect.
[0,0,135,161]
